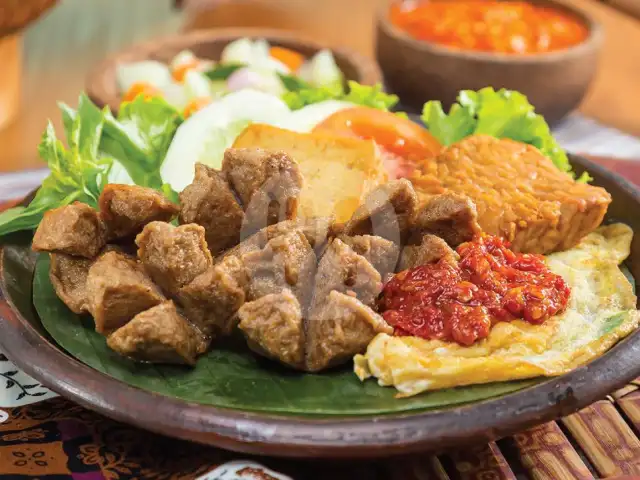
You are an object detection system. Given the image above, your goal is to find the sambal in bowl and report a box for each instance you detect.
[376,0,602,124]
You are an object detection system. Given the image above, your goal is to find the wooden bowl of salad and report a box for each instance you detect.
[86,28,382,115]
[376,0,603,125]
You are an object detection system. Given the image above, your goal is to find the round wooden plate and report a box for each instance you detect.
[1,155,640,459]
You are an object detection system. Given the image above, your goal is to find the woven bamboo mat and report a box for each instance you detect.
[395,389,640,479]
[1,373,639,478]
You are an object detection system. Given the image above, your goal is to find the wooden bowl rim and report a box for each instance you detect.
[377,0,604,64]
[1,156,640,458]
[0,0,59,37]
[86,27,383,113]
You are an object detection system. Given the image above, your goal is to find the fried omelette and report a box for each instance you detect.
[355,224,640,396]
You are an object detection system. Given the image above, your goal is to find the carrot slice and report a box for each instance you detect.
[172,58,201,83]
[183,97,211,118]
[123,82,161,102]
[269,46,305,71]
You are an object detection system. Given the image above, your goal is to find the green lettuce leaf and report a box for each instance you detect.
[343,81,399,110]
[282,81,399,111]
[204,63,245,81]
[277,72,311,92]
[282,83,345,110]
[0,93,184,237]
[0,95,110,236]
[100,95,183,189]
[421,87,589,182]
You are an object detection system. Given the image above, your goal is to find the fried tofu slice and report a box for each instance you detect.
[86,251,164,334]
[179,163,244,256]
[232,124,387,223]
[107,301,208,366]
[176,255,248,337]
[32,202,106,258]
[99,184,178,240]
[342,179,418,243]
[413,135,611,253]
[136,222,212,296]
[49,253,93,314]
[222,148,303,235]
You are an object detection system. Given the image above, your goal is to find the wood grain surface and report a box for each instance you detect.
[0,0,639,172]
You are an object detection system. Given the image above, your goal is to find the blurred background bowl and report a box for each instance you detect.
[376,0,603,125]
[0,0,58,37]
[86,27,383,113]
[0,0,58,130]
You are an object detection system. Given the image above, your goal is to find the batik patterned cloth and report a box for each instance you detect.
[0,361,292,479]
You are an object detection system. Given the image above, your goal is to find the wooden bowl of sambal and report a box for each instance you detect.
[376,0,603,124]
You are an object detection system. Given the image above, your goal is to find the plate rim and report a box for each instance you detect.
[1,154,640,459]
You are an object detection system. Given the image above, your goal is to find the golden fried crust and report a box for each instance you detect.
[136,222,212,296]
[222,148,303,229]
[107,301,207,366]
[49,253,93,314]
[412,135,611,253]
[99,184,178,240]
[86,251,164,334]
[179,163,244,256]
[32,202,106,258]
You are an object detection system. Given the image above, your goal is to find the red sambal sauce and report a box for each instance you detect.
[389,1,589,55]
[379,234,570,346]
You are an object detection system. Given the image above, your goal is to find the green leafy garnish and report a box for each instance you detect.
[204,63,245,81]
[100,95,183,189]
[282,83,345,110]
[282,81,399,111]
[343,82,399,111]
[0,95,110,236]
[277,72,311,92]
[0,94,183,237]
[422,87,589,182]
[160,183,180,205]
[600,312,628,336]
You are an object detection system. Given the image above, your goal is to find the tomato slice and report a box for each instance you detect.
[313,107,441,179]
